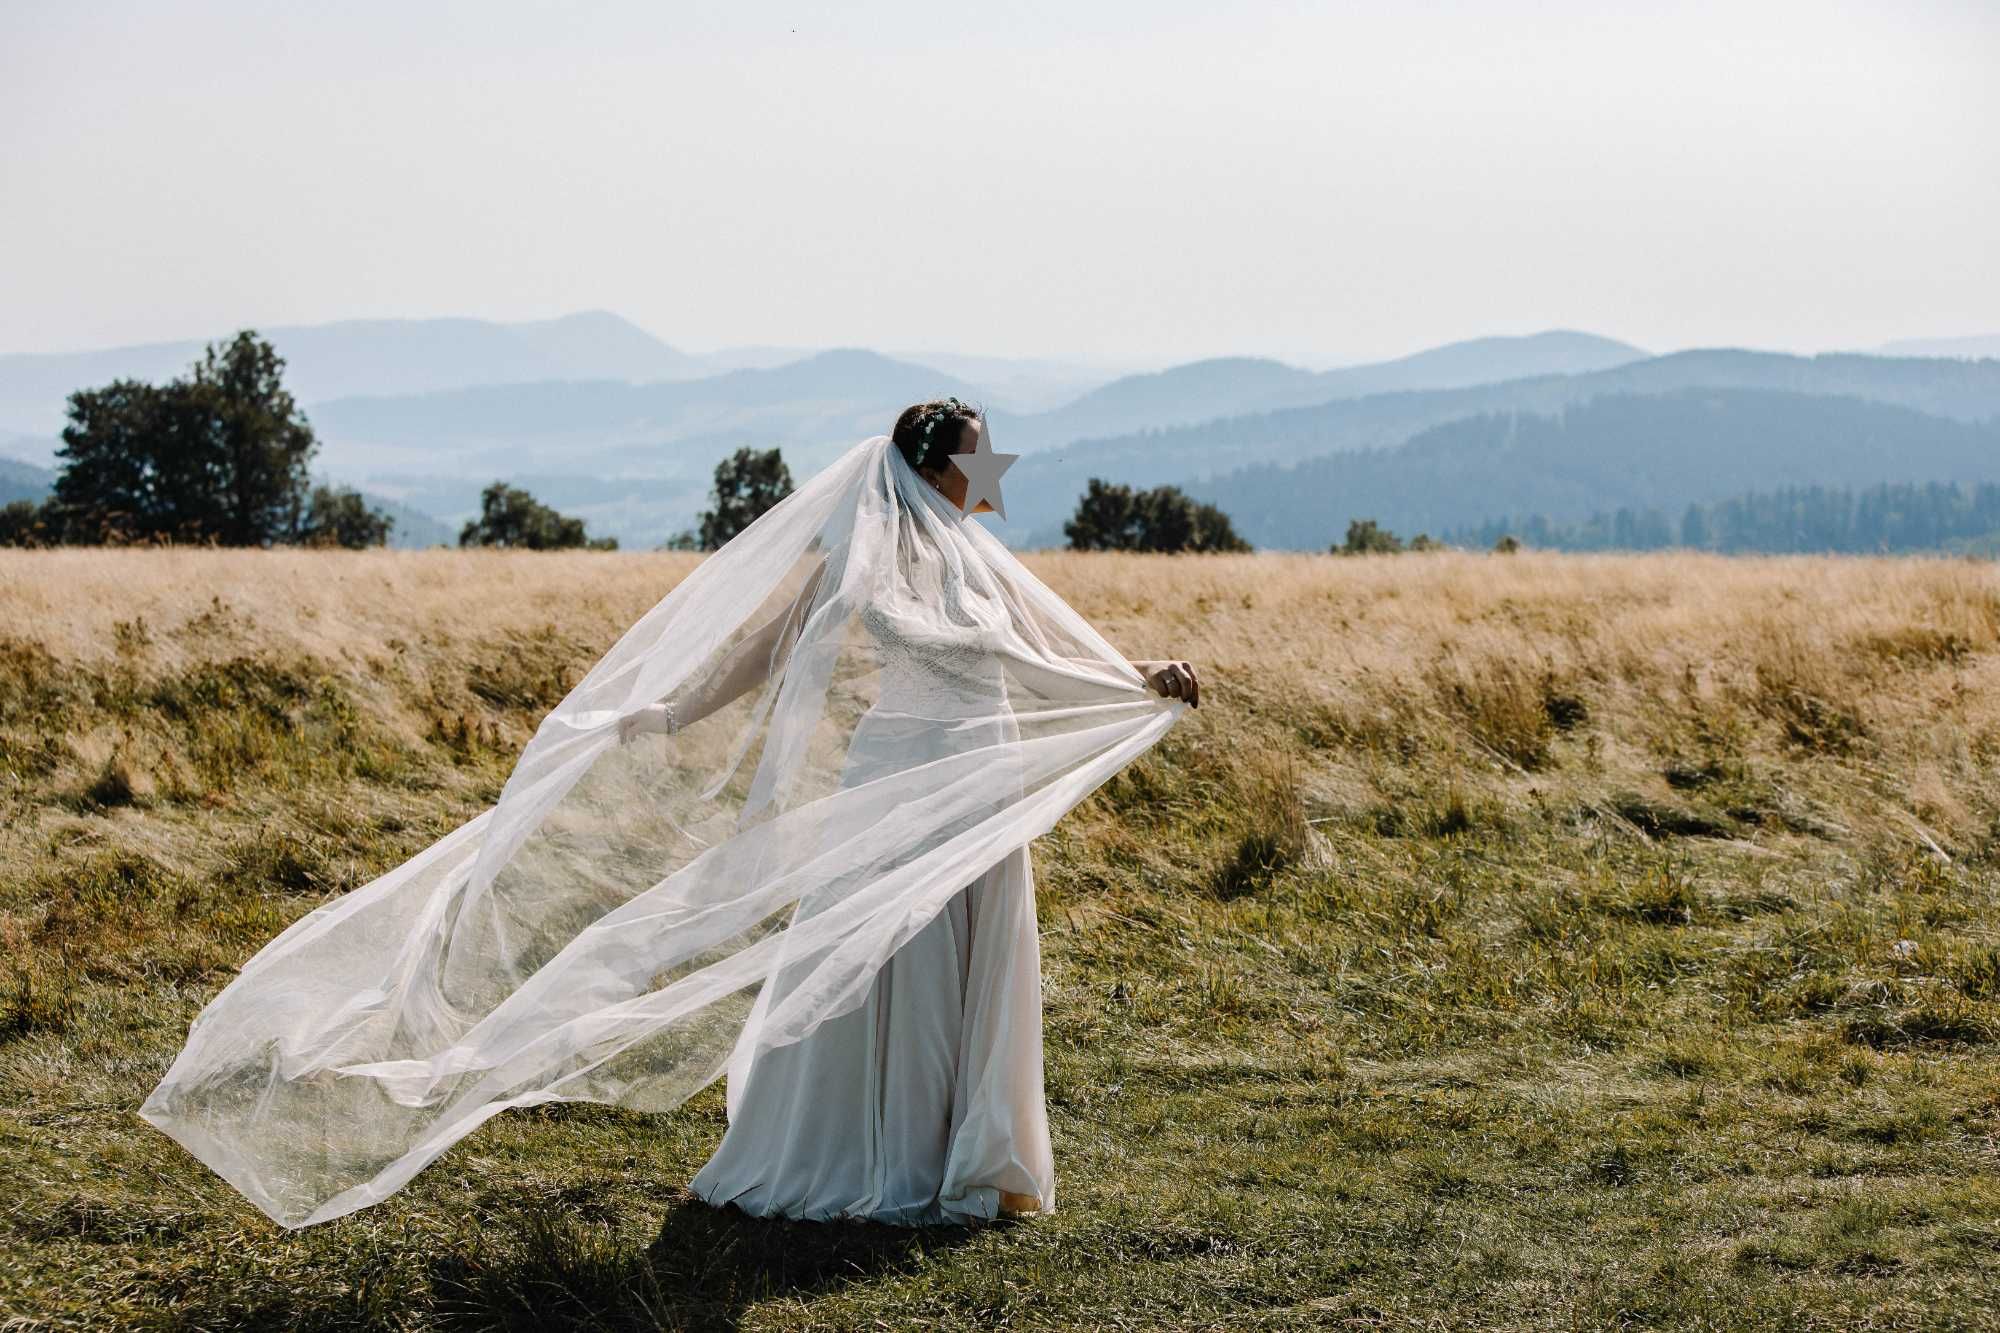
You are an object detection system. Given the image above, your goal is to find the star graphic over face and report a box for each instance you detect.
[949,417,1019,521]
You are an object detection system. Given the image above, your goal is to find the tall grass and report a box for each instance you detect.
[3,547,1999,1329]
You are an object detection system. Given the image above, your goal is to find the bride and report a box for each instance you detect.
[141,397,1200,1230]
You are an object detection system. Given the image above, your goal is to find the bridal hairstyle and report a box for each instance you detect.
[893,397,985,474]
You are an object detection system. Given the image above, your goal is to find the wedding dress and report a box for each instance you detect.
[140,432,1180,1230]
[688,595,1052,1223]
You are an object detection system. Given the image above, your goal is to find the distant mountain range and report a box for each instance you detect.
[308,331,1660,543]
[1182,389,2000,551]
[0,312,704,438]
[1004,349,2000,543]
[4,311,1996,552]
[996,330,1646,454]
[306,347,991,476]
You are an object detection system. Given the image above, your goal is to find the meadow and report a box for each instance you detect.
[2,546,1998,1330]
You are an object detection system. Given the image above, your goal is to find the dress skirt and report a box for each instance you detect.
[687,841,1054,1225]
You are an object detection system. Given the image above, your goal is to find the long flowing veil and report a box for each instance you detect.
[140,433,1183,1229]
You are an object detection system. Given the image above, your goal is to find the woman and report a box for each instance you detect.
[141,398,1197,1231]
[648,399,1199,1224]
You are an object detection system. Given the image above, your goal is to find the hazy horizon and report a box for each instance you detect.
[9,312,2000,380]
[4,1,1995,366]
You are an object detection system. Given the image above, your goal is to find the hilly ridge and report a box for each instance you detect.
[1183,389,2000,551]
[8,313,1998,552]
[995,330,1645,453]
[0,312,701,440]
[1004,350,2000,542]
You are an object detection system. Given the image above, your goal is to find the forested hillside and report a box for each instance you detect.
[1177,389,2000,551]
[1451,479,2000,554]
[1006,352,2000,542]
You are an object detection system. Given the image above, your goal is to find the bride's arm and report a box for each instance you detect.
[619,556,830,742]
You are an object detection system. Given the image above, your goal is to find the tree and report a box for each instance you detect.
[196,332,320,544]
[697,447,793,551]
[1064,479,1140,551]
[1333,518,1404,555]
[459,482,617,550]
[50,379,204,542]
[295,484,394,548]
[1064,479,1250,553]
[48,330,318,545]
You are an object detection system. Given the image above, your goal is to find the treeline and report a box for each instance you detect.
[1451,480,2000,554]
[2,331,617,551]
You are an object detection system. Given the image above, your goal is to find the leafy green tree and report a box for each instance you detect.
[1333,518,1404,555]
[697,447,793,551]
[49,331,318,545]
[1064,479,1140,551]
[196,332,319,544]
[50,379,205,542]
[295,484,394,548]
[1064,479,1249,553]
[459,482,616,550]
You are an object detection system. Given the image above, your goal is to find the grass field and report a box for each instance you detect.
[3,546,1999,1330]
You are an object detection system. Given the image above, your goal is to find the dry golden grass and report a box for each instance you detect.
[3,546,1999,1330]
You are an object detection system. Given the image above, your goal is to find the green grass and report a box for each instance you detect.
[4,553,2000,1329]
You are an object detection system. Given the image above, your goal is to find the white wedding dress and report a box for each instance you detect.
[690,599,1054,1223]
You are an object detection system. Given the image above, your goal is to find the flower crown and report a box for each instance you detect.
[910,397,975,468]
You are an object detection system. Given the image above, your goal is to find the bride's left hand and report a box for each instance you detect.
[1133,660,1200,707]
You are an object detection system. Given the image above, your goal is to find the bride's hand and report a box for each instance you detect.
[1133,660,1200,708]
[617,703,674,745]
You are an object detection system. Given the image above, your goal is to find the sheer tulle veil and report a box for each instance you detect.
[140,431,1184,1228]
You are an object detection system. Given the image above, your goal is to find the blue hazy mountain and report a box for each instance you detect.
[296,332,1653,538]
[1002,349,2000,543]
[0,311,700,441]
[996,330,1646,452]
[1181,389,2000,551]
[15,315,1997,551]
[311,347,992,482]
[0,456,52,507]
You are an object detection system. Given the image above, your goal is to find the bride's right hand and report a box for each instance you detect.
[1133,660,1200,708]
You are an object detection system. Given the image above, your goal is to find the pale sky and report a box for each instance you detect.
[2,0,1994,366]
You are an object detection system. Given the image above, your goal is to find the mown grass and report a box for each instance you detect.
[3,547,1999,1330]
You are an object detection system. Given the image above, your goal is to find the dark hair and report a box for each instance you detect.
[892,397,983,474]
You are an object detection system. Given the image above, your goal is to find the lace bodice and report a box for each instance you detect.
[860,600,1006,717]
[843,600,1013,786]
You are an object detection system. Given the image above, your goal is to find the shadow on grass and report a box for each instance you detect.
[430,1190,995,1331]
